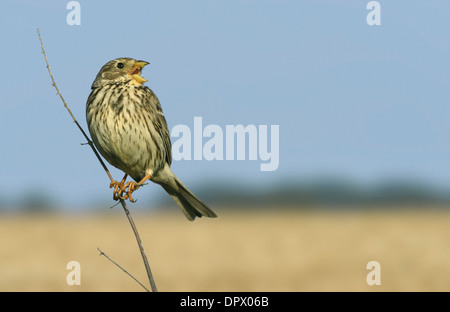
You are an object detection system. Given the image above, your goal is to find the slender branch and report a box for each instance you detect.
[121,199,158,292]
[37,28,157,292]
[97,248,150,292]
[37,28,114,183]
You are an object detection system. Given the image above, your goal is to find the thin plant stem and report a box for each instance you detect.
[37,27,157,292]
[97,248,150,292]
[121,199,158,292]
[36,28,114,182]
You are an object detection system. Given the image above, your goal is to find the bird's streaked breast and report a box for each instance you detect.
[86,83,167,181]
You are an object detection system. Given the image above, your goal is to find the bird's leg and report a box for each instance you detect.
[122,173,152,203]
[110,174,128,200]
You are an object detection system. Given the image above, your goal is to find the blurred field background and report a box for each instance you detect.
[2,201,450,292]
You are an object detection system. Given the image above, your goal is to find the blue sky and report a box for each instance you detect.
[1,0,450,209]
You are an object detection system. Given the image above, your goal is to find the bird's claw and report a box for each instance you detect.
[110,180,127,201]
[109,173,151,203]
[110,180,143,203]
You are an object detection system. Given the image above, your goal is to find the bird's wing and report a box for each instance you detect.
[144,87,172,166]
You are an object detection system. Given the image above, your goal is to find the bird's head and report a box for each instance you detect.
[92,58,149,88]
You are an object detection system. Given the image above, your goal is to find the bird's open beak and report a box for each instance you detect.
[129,60,149,84]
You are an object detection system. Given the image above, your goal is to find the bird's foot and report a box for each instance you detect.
[120,181,143,203]
[110,180,128,201]
[109,173,151,203]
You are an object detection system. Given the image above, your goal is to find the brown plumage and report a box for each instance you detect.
[86,57,217,221]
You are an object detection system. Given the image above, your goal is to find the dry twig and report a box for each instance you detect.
[37,28,157,292]
[97,248,150,292]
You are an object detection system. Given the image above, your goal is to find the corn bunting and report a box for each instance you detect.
[86,58,217,221]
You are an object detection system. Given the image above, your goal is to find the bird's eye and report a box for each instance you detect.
[117,62,124,69]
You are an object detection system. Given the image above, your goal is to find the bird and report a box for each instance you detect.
[85,57,217,221]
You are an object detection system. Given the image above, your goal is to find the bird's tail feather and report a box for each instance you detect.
[160,175,217,221]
